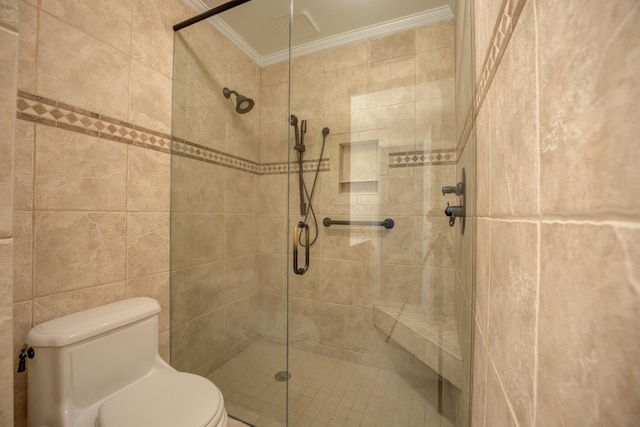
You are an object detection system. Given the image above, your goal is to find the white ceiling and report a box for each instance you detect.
[183,0,454,66]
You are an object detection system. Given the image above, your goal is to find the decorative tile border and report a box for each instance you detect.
[474,0,527,116]
[172,137,260,174]
[16,91,172,154]
[261,159,330,176]
[17,91,455,175]
[388,149,457,168]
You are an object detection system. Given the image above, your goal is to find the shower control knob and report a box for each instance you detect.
[444,202,464,227]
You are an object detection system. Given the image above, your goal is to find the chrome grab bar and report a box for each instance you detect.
[293,221,310,275]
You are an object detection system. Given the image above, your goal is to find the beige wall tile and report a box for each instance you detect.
[489,1,538,217]
[12,301,31,396]
[127,213,170,279]
[185,307,229,371]
[185,159,225,213]
[367,29,415,63]
[537,222,640,425]
[224,255,258,299]
[183,261,225,320]
[41,0,132,54]
[366,55,415,96]
[12,211,31,303]
[255,174,286,215]
[257,214,285,254]
[132,0,192,78]
[0,29,17,239]
[17,1,37,92]
[319,302,363,352]
[473,0,502,82]
[129,60,173,134]
[225,111,260,162]
[35,125,127,211]
[488,220,537,427]
[324,65,367,115]
[257,253,284,295]
[320,259,364,307]
[289,297,321,345]
[474,219,490,333]
[260,61,288,87]
[183,213,225,265]
[0,0,19,31]
[126,272,170,331]
[260,82,288,124]
[0,303,13,427]
[34,212,126,295]
[13,120,33,211]
[538,0,640,216]
[225,214,254,258]
[224,295,258,344]
[471,323,487,427]
[413,216,454,268]
[0,240,12,311]
[33,281,126,324]
[37,12,130,121]
[416,20,454,52]
[475,90,491,218]
[259,121,288,164]
[225,169,254,214]
[127,145,170,212]
[257,292,285,340]
[484,361,517,427]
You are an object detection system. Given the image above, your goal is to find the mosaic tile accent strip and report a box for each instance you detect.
[388,149,457,168]
[261,159,330,175]
[172,137,260,174]
[474,0,527,116]
[16,91,172,154]
[17,91,454,174]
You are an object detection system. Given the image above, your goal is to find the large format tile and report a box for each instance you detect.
[538,0,640,216]
[35,126,127,211]
[127,213,170,279]
[489,1,538,217]
[37,13,130,121]
[34,212,126,295]
[127,145,170,212]
[41,0,132,54]
[537,222,640,425]
[488,220,537,427]
[0,28,17,238]
[33,281,125,324]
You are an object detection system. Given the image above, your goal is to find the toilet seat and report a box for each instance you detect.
[96,371,227,427]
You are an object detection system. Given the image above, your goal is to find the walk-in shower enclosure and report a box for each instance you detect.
[170,0,475,425]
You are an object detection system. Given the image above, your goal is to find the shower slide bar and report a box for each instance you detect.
[322,217,395,229]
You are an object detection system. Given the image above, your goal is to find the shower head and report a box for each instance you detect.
[290,115,298,126]
[223,87,254,114]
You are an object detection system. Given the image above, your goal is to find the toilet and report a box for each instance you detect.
[25,297,228,427]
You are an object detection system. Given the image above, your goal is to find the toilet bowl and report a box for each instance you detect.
[25,297,228,427]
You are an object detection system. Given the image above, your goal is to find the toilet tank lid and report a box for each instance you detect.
[26,298,161,347]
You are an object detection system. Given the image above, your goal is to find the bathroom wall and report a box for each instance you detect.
[169,20,262,377]
[472,0,640,425]
[0,0,19,425]
[257,21,460,376]
[10,1,193,425]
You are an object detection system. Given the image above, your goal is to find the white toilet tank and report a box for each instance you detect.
[26,297,169,427]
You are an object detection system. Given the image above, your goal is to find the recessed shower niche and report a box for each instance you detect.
[338,140,379,194]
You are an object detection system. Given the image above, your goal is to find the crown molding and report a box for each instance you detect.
[181,1,454,67]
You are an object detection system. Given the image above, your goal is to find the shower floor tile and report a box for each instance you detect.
[208,340,456,427]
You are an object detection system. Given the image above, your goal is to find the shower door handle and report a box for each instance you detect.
[293,221,310,275]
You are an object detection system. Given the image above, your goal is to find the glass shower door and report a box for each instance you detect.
[284,2,472,426]
[170,1,473,425]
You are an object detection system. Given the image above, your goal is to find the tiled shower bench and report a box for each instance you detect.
[372,304,462,388]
